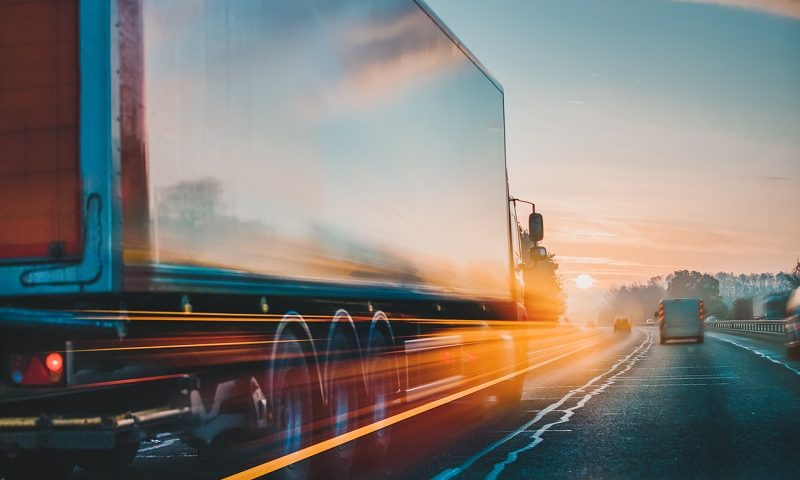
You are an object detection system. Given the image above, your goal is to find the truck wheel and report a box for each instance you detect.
[75,441,139,471]
[323,330,359,477]
[2,450,75,480]
[697,336,704,344]
[360,330,395,465]
[660,336,667,345]
[272,334,314,480]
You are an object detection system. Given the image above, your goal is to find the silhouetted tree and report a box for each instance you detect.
[714,270,797,303]
[520,227,566,322]
[666,270,728,318]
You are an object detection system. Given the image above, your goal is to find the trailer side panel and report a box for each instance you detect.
[121,0,511,301]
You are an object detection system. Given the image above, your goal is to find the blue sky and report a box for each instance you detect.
[426,0,800,319]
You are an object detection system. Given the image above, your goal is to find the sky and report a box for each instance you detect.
[426,0,800,321]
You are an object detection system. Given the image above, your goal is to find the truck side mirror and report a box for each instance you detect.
[528,245,547,266]
[529,213,544,242]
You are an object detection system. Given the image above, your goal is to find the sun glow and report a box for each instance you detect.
[575,273,594,290]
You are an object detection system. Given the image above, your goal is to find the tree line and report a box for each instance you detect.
[599,260,800,324]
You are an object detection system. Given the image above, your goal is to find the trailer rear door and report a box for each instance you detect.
[0,0,81,261]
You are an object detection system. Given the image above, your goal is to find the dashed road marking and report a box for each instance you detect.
[617,375,736,380]
[633,365,731,369]
[607,383,730,387]
[433,332,654,480]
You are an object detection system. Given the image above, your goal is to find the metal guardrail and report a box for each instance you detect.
[707,320,786,335]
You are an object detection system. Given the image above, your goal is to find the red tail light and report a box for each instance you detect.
[698,301,706,320]
[9,352,65,386]
[45,352,64,374]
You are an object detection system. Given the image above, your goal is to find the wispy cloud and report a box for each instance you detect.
[674,0,800,19]
[558,255,636,266]
[761,175,788,181]
[573,230,618,239]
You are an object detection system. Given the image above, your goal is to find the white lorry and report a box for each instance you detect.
[658,298,705,344]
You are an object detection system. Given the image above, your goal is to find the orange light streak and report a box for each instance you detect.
[223,335,604,480]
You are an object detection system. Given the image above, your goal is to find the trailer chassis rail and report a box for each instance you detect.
[0,405,190,451]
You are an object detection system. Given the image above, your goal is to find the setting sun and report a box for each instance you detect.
[575,273,594,290]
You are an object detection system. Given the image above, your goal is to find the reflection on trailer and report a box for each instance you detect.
[0,1,548,478]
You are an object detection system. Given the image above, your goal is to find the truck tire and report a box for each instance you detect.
[272,333,314,480]
[322,330,360,477]
[697,336,704,344]
[75,440,139,471]
[660,336,667,345]
[1,450,74,480]
[360,330,395,466]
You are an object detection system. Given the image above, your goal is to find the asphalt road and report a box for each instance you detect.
[70,327,800,479]
[369,328,800,480]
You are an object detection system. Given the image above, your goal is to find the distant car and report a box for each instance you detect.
[613,316,631,333]
[646,318,655,325]
[785,287,800,359]
[704,315,717,324]
[659,298,704,344]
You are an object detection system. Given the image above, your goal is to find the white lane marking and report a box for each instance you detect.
[633,365,731,369]
[484,333,654,480]
[607,383,729,387]
[433,332,652,480]
[138,438,180,452]
[617,376,736,380]
[706,333,800,377]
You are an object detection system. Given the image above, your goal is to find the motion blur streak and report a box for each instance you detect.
[74,309,556,327]
[69,339,286,354]
[223,332,604,480]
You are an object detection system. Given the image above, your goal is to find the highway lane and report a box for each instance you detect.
[368,327,800,479]
[68,327,800,479]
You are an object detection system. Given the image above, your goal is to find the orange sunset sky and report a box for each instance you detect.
[428,0,800,321]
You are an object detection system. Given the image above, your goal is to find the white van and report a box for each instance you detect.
[658,298,704,344]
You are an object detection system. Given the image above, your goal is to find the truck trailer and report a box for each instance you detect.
[0,1,546,478]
